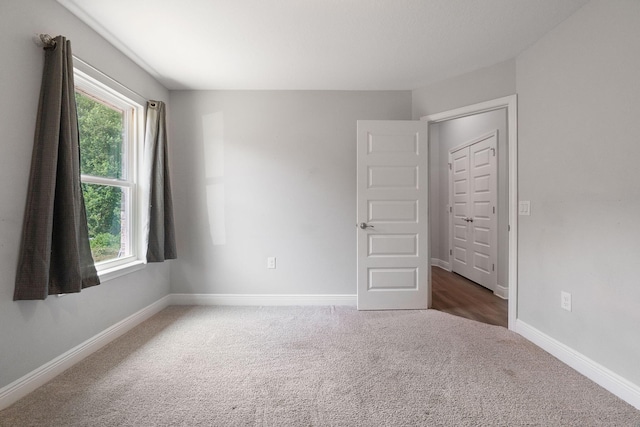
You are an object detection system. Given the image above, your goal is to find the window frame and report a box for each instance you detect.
[74,59,147,281]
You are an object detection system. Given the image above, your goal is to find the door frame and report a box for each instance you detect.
[422,95,518,330]
[448,130,499,292]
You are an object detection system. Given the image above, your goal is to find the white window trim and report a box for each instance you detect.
[74,58,147,282]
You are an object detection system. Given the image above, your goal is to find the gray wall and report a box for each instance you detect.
[516,0,640,386]
[431,110,509,290]
[0,0,171,389]
[412,59,516,119]
[169,91,411,295]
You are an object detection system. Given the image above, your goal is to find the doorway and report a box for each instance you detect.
[431,266,508,327]
[423,95,518,330]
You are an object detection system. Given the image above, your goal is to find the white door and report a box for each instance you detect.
[450,132,497,290]
[451,148,472,279]
[357,120,429,310]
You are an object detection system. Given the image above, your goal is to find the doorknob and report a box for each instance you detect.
[464,217,474,223]
[359,222,374,229]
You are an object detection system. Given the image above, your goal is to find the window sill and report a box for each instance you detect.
[97,260,145,283]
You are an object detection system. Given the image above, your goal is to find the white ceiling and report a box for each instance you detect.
[60,0,589,91]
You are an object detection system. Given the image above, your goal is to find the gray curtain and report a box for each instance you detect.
[143,101,177,262]
[14,36,100,300]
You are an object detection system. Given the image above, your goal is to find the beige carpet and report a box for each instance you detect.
[1,306,638,426]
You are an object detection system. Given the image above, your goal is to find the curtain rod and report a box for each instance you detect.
[72,56,148,104]
[33,33,149,104]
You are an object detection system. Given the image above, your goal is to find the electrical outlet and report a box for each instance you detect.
[267,257,276,269]
[561,291,572,312]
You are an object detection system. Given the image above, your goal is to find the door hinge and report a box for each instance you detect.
[493,206,495,214]
[448,162,452,170]
[449,206,452,213]
[492,264,495,272]
[491,147,496,157]
[450,249,452,256]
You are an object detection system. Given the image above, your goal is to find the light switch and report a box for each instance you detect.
[519,201,531,216]
[561,291,572,312]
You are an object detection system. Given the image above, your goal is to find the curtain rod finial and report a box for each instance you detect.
[34,33,56,48]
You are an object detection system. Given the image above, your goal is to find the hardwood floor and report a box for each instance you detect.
[431,267,508,328]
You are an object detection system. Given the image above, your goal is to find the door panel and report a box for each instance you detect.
[451,148,471,278]
[368,268,418,290]
[368,234,418,257]
[469,134,497,289]
[357,120,429,310]
[368,166,418,189]
[368,200,418,223]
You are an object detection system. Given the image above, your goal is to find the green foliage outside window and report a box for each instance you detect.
[76,91,125,262]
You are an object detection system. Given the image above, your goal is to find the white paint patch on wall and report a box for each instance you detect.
[203,111,226,245]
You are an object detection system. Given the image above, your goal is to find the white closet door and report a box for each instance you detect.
[450,132,497,291]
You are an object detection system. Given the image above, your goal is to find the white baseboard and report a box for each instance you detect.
[515,319,640,410]
[431,258,451,271]
[170,293,357,306]
[0,295,172,411]
[494,284,508,300]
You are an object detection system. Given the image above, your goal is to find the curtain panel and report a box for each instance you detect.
[143,101,177,262]
[14,36,99,300]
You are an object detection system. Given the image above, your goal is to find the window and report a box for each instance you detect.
[74,63,145,277]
